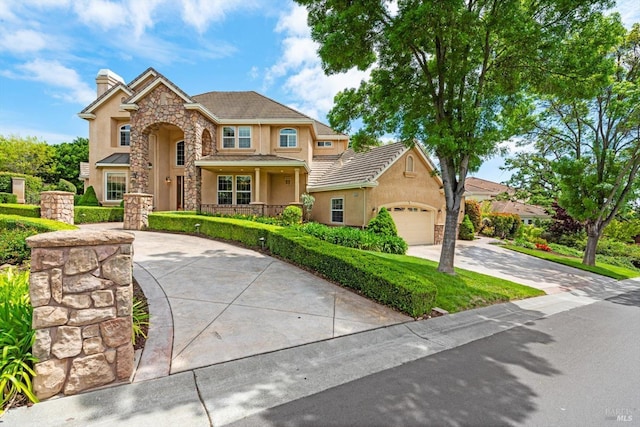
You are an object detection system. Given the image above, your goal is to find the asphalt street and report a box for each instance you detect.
[230,290,640,427]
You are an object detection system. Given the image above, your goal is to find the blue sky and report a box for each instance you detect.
[1,0,638,183]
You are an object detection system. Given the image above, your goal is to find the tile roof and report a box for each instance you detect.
[308,142,407,188]
[490,200,549,217]
[96,153,130,166]
[465,177,514,195]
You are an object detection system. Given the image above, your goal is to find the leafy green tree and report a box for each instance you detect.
[525,24,640,265]
[464,200,482,232]
[50,137,88,193]
[502,152,559,206]
[296,0,619,273]
[0,135,54,178]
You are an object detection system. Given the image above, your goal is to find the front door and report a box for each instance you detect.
[176,175,184,210]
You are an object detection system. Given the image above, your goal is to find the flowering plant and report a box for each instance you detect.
[535,243,552,252]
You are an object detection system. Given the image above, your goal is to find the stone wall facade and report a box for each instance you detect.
[26,230,135,399]
[40,191,75,225]
[123,193,154,230]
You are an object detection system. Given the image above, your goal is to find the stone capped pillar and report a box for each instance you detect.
[40,191,75,224]
[11,177,26,204]
[26,229,135,399]
[434,224,444,245]
[123,193,153,230]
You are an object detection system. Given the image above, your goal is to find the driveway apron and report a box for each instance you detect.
[80,224,410,378]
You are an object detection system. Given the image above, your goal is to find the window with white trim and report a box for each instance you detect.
[316,141,332,148]
[176,141,185,166]
[105,172,127,202]
[222,126,251,148]
[331,198,344,223]
[119,124,130,146]
[279,128,297,148]
[217,175,252,205]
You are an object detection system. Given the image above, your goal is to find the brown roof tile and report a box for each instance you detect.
[490,200,549,217]
[465,177,514,195]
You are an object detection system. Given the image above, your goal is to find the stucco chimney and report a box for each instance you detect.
[96,69,125,97]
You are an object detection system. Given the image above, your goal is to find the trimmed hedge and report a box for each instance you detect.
[0,172,43,204]
[148,213,436,317]
[74,206,124,224]
[458,215,475,240]
[0,214,76,265]
[77,186,100,206]
[485,213,521,239]
[0,203,40,218]
[0,193,17,203]
[297,222,408,254]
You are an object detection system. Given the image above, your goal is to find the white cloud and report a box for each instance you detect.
[264,3,368,121]
[614,0,640,28]
[8,60,95,105]
[72,0,126,32]
[0,29,48,53]
[180,0,258,33]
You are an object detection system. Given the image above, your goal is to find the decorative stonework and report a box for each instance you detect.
[26,230,135,399]
[128,83,217,211]
[40,191,75,225]
[123,193,153,230]
[434,224,444,245]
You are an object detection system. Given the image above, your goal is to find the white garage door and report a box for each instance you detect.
[388,206,435,245]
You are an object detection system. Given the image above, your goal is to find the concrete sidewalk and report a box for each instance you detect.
[5,276,639,426]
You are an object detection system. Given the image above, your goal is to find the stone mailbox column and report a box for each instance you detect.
[123,193,153,230]
[40,191,75,225]
[26,229,135,399]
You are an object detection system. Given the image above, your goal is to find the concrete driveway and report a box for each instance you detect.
[408,237,616,294]
[80,224,410,379]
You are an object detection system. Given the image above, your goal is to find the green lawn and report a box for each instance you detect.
[502,245,640,280]
[370,252,545,313]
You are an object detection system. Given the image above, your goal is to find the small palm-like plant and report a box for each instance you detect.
[0,268,39,414]
[132,296,150,345]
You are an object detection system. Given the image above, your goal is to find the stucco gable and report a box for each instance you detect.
[79,83,133,116]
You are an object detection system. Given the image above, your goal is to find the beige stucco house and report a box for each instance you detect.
[79,68,447,244]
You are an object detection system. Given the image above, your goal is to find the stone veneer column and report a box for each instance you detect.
[434,224,445,245]
[123,193,153,230]
[26,229,135,399]
[40,191,75,225]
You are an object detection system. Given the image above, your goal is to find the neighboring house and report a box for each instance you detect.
[464,177,550,224]
[79,67,447,244]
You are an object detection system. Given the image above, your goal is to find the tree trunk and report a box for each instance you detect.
[437,203,462,274]
[582,222,601,266]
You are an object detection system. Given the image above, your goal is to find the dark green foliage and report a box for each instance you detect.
[76,186,100,206]
[49,137,88,192]
[74,207,124,224]
[281,205,302,225]
[55,179,77,194]
[367,207,398,237]
[148,213,434,317]
[464,200,482,231]
[0,215,76,265]
[298,222,407,254]
[458,215,475,240]
[0,172,43,205]
[485,213,521,239]
[0,193,17,204]
[0,204,40,218]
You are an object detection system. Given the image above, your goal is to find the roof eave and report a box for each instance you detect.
[78,113,96,120]
[96,163,130,167]
[195,159,310,172]
[307,182,378,192]
[184,103,221,123]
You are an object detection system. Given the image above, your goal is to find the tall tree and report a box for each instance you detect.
[502,152,559,206]
[524,24,640,265]
[296,0,619,273]
[0,135,55,177]
[51,137,89,192]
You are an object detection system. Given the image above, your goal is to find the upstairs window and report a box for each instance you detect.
[223,127,235,148]
[119,124,130,146]
[316,141,332,148]
[238,126,251,148]
[176,141,185,166]
[279,128,297,148]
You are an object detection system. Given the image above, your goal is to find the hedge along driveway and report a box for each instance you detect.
[0,204,123,224]
[148,213,436,318]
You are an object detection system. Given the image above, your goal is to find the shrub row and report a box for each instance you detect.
[0,203,40,218]
[74,206,123,224]
[484,213,521,239]
[0,193,17,204]
[148,213,436,317]
[297,222,408,254]
[0,215,76,265]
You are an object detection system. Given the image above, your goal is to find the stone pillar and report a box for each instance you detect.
[434,224,444,245]
[26,229,135,400]
[123,193,153,230]
[11,177,26,204]
[40,191,75,225]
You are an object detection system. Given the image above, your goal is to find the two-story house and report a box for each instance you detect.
[79,68,448,244]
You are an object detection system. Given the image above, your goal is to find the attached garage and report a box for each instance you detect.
[388,206,435,245]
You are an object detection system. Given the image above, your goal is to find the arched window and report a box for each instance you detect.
[176,141,185,166]
[119,124,130,146]
[279,128,297,148]
[406,155,414,172]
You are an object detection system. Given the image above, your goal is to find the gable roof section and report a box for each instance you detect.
[79,83,133,117]
[308,142,417,191]
[465,177,514,195]
[122,69,195,107]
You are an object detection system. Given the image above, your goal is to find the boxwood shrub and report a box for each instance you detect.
[0,203,40,218]
[297,222,408,254]
[74,206,124,224]
[0,193,17,203]
[148,213,436,317]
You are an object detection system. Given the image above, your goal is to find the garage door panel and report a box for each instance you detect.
[389,207,434,245]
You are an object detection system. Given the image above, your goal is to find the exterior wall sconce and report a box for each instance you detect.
[165,176,171,183]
